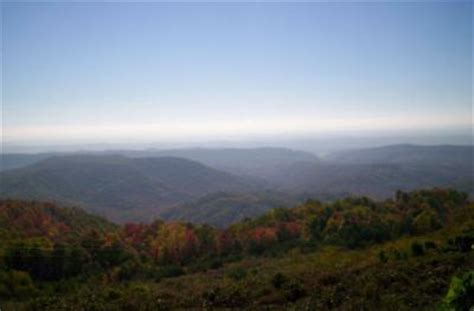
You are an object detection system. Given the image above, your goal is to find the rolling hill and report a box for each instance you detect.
[160,191,300,227]
[108,147,320,180]
[1,147,320,182]
[0,145,472,225]
[0,155,263,222]
[268,161,473,198]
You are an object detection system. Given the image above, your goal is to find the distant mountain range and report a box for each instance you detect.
[1,147,319,181]
[104,147,320,180]
[265,144,473,198]
[1,153,56,171]
[0,155,263,223]
[0,145,472,225]
[268,161,473,198]
[327,144,473,166]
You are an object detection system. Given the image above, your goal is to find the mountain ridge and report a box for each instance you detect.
[0,155,263,223]
[1,145,472,225]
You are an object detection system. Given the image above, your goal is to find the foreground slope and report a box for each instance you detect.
[1,188,473,310]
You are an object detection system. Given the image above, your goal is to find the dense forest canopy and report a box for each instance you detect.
[1,188,473,309]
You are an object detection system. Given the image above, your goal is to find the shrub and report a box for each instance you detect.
[210,258,223,269]
[441,271,474,310]
[117,259,144,281]
[227,266,247,281]
[411,242,424,257]
[155,265,184,279]
[271,272,288,289]
[378,250,388,263]
[4,270,35,299]
[411,209,442,234]
[283,279,306,302]
[424,241,437,250]
[454,235,474,252]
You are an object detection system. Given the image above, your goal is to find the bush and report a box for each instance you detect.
[227,266,247,281]
[271,272,288,289]
[117,259,144,281]
[412,209,442,234]
[210,258,223,269]
[454,235,474,252]
[378,250,388,263]
[3,270,36,299]
[424,241,437,250]
[441,271,474,310]
[411,242,424,257]
[202,285,250,308]
[155,265,184,279]
[283,279,306,302]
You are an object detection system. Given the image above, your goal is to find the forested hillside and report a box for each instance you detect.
[1,145,472,226]
[0,155,263,223]
[1,188,473,310]
[159,191,301,227]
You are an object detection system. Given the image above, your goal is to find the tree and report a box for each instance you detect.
[411,209,441,234]
[3,270,35,298]
[303,215,326,241]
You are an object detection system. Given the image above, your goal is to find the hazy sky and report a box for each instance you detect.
[2,2,472,143]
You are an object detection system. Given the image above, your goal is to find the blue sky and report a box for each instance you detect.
[2,2,472,143]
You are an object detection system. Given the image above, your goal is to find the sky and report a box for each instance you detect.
[1,1,473,144]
